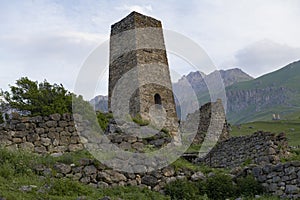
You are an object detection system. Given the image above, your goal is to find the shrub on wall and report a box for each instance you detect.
[97,112,113,130]
[236,175,265,197]
[206,174,237,200]
[165,179,201,200]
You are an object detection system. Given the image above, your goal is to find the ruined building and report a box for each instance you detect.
[108,12,178,132]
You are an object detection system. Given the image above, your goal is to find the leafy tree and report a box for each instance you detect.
[1,77,73,116]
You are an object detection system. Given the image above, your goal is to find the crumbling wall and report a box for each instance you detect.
[183,99,230,145]
[0,113,83,154]
[197,131,289,168]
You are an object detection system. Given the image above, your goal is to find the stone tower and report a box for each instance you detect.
[108,12,178,132]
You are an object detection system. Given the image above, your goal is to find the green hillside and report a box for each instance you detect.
[226,60,300,124]
[230,111,300,147]
[228,60,300,91]
[230,120,300,147]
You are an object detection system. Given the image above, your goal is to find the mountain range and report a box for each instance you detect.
[89,95,108,112]
[90,60,300,124]
[226,60,300,124]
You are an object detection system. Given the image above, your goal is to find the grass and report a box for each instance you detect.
[0,148,286,200]
[0,148,169,200]
[96,111,113,130]
[225,61,300,124]
[0,176,170,200]
[229,115,300,162]
[170,157,228,174]
[132,114,150,126]
[230,120,300,147]
[281,148,300,162]
[185,144,202,153]
[227,60,300,91]
[227,105,300,124]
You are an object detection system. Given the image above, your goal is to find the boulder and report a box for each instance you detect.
[83,165,97,175]
[53,163,71,174]
[141,175,158,187]
[191,171,206,181]
[50,113,61,121]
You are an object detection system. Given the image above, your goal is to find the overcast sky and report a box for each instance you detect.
[1,0,300,99]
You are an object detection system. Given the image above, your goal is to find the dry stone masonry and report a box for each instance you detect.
[0,11,299,199]
[237,161,300,199]
[105,118,172,152]
[34,158,205,193]
[0,113,298,198]
[183,99,230,145]
[108,11,178,132]
[0,113,83,154]
[197,131,289,168]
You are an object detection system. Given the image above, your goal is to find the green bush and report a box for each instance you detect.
[206,173,237,200]
[0,148,35,176]
[97,111,113,130]
[102,186,170,200]
[282,148,300,162]
[132,114,149,126]
[165,179,201,200]
[49,178,93,196]
[1,77,73,116]
[161,128,169,134]
[236,175,265,197]
[40,150,93,167]
[0,160,15,179]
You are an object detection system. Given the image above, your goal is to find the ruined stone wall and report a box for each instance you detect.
[1,113,299,198]
[197,131,289,168]
[0,113,83,154]
[239,161,300,199]
[33,159,206,192]
[32,157,300,198]
[183,99,230,145]
[0,113,173,155]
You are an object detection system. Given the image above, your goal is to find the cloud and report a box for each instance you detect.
[233,39,300,77]
[115,4,153,14]
[1,0,300,98]
[0,31,107,93]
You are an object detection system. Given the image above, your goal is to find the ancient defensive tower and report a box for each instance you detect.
[108,12,178,132]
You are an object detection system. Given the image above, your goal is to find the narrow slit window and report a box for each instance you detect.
[154,93,162,105]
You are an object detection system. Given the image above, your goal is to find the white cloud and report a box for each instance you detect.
[1,0,300,98]
[233,39,300,77]
[115,4,153,14]
[0,31,107,93]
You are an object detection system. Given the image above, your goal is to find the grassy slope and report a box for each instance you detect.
[227,106,300,125]
[228,60,300,91]
[227,61,300,124]
[195,61,300,124]
[230,112,300,147]
[0,148,281,200]
[0,149,169,200]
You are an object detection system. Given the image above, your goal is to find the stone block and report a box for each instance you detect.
[34,146,47,154]
[54,163,72,174]
[50,113,61,121]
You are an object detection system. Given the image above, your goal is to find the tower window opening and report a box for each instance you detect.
[154,93,162,105]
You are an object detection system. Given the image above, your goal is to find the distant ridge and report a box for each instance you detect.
[226,60,300,123]
[89,95,108,112]
[90,61,300,124]
[172,68,253,119]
